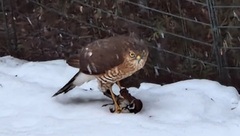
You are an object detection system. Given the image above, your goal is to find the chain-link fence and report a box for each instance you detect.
[1,0,240,91]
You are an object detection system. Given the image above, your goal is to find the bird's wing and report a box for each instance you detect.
[79,36,131,75]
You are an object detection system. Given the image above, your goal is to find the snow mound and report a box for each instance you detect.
[1,56,240,136]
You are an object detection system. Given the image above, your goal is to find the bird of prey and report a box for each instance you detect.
[52,35,149,113]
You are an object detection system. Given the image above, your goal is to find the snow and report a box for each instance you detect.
[0,55,240,136]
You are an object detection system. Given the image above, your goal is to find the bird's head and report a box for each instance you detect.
[128,39,148,65]
[128,49,148,64]
[121,36,149,67]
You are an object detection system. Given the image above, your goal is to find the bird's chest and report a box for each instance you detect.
[97,61,140,84]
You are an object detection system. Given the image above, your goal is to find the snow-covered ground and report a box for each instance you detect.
[0,55,240,136]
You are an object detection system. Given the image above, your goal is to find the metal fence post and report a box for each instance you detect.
[206,0,230,83]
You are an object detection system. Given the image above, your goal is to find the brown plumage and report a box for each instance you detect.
[52,35,149,113]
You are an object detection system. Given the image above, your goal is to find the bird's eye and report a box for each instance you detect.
[129,52,136,58]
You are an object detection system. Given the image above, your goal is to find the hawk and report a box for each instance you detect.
[52,35,149,113]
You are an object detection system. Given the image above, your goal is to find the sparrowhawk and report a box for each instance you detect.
[52,35,149,113]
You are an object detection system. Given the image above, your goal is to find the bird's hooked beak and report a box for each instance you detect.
[136,55,141,63]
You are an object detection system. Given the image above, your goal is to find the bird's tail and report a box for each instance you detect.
[52,71,95,97]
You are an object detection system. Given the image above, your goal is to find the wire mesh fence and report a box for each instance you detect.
[0,0,240,91]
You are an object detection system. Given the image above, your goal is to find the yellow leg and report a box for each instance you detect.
[109,87,122,113]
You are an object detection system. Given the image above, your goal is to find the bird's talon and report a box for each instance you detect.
[109,106,115,113]
[115,108,122,113]
[109,105,122,113]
